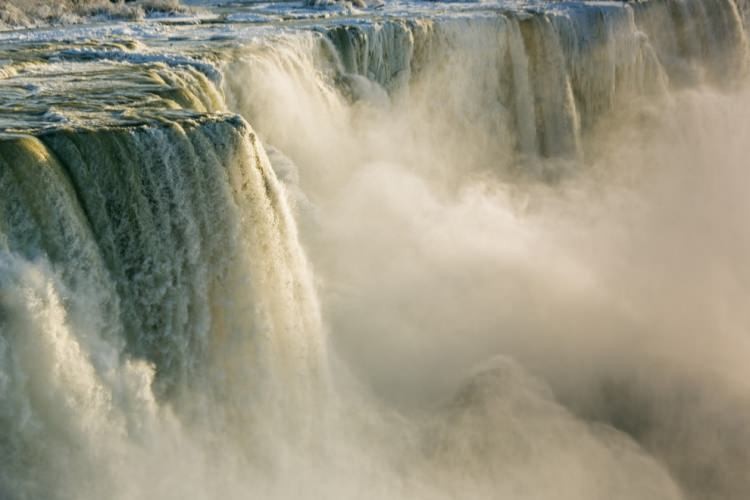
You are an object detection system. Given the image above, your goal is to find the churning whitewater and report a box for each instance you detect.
[1,0,750,499]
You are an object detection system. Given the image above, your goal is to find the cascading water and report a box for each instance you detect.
[0,113,329,498]
[225,0,746,186]
[1,0,750,498]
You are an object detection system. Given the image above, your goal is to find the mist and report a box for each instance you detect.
[222,17,750,499]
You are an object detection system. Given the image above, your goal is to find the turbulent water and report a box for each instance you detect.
[0,0,186,27]
[1,0,749,499]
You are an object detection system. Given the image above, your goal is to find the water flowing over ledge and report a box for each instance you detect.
[0,114,329,498]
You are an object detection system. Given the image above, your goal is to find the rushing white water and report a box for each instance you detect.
[0,0,186,27]
[0,117,329,499]
[1,0,750,499]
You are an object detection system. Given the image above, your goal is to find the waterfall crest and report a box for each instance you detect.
[223,0,746,176]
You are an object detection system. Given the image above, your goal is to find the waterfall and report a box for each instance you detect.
[223,0,746,183]
[2,0,750,498]
[0,115,328,499]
